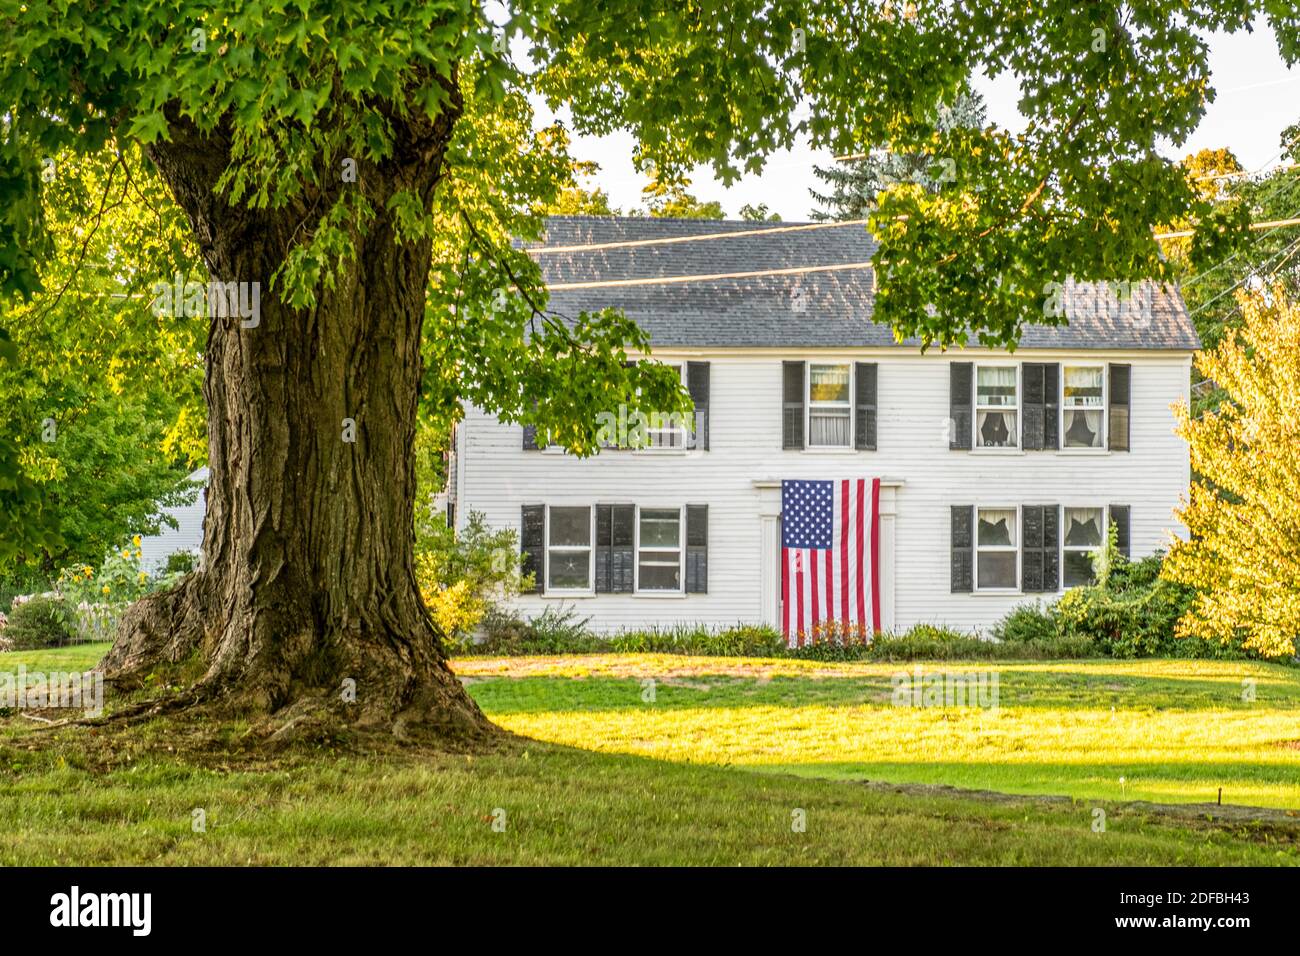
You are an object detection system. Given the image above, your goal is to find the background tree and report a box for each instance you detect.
[739,203,781,222]
[640,166,725,218]
[811,89,988,221]
[0,147,204,580]
[1164,288,1300,658]
[538,158,622,216]
[3,1,1298,740]
[1163,133,1300,414]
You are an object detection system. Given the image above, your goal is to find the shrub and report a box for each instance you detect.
[992,601,1059,644]
[477,604,599,655]
[4,596,77,650]
[990,551,1256,660]
[414,511,532,652]
[610,623,785,656]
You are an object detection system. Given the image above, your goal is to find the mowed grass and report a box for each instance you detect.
[1,644,1298,864]
[458,655,1300,810]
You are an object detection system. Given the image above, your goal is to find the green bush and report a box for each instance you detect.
[477,604,601,655]
[609,623,785,656]
[988,552,1260,660]
[992,601,1059,644]
[4,596,77,650]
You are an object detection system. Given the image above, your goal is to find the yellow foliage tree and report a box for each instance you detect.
[1164,288,1300,657]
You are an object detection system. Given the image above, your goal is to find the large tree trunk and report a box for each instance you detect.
[100,91,494,743]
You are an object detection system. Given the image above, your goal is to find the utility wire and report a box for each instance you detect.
[544,260,874,291]
[527,218,871,255]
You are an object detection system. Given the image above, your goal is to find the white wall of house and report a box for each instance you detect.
[455,348,1193,635]
[135,467,207,572]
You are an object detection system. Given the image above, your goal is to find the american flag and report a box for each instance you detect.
[781,478,881,646]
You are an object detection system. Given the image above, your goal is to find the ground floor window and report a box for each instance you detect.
[1062,506,1105,586]
[547,505,592,591]
[637,507,683,591]
[976,506,1018,589]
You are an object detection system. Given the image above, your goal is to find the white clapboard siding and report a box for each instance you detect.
[135,467,208,572]
[456,348,1192,635]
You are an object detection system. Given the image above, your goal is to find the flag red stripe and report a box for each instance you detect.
[796,561,805,647]
[824,547,833,629]
[781,547,790,643]
[810,548,820,632]
[855,478,867,624]
[870,477,882,633]
[839,479,850,623]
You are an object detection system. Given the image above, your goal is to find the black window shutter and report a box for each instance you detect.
[1021,505,1044,591]
[522,398,543,450]
[594,504,635,592]
[1109,504,1131,559]
[782,361,805,450]
[685,504,708,593]
[521,505,545,594]
[951,505,974,592]
[687,361,710,450]
[612,504,635,592]
[595,505,613,593]
[1021,363,1060,451]
[854,362,877,451]
[1043,504,1060,590]
[1021,505,1060,592]
[1043,363,1060,449]
[949,363,972,450]
[1109,364,1130,452]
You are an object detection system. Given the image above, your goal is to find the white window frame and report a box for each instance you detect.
[641,363,690,451]
[1060,364,1108,452]
[805,361,853,449]
[975,504,1020,592]
[545,504,595,594]
[1060,503,1108,589]
[634,504,685,594]
[972,362,1020,450]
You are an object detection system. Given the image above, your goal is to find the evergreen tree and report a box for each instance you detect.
[810,91,987,221]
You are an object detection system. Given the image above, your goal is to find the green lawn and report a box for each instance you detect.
[459,654,1300,810]
[1,644,1297,865]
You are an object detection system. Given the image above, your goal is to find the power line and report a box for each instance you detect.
[527,218,871,255]
[1188,234,1300,319]
[545,260,873,291]
[1154,216,1300,241]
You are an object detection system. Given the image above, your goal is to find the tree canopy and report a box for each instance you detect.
[4,0,1300,540]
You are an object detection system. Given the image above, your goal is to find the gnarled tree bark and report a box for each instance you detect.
[100,85,494,744]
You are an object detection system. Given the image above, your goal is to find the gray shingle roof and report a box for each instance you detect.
[531,216,1200,351]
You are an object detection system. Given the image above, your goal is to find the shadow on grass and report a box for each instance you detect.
[465,670,1300,715]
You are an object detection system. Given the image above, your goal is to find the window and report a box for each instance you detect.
[1062,506,1104,586]
[547,506,592,590]
[1063,365,1105,449]
[637,507,682,591]
[976,507,1018,589]
[644,364,687,449]
[808,363,851,447]
[975,366,1018,448]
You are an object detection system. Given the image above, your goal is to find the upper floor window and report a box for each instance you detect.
[547,506,592,591]
[644,364,687,449]
[1062,365,1105,449]
[808,363,851,447]
[975,365,1018,448]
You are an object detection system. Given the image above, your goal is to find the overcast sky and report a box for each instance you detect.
[531,19,1300,221]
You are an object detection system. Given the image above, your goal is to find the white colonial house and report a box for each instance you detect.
[449,216,1198,636]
